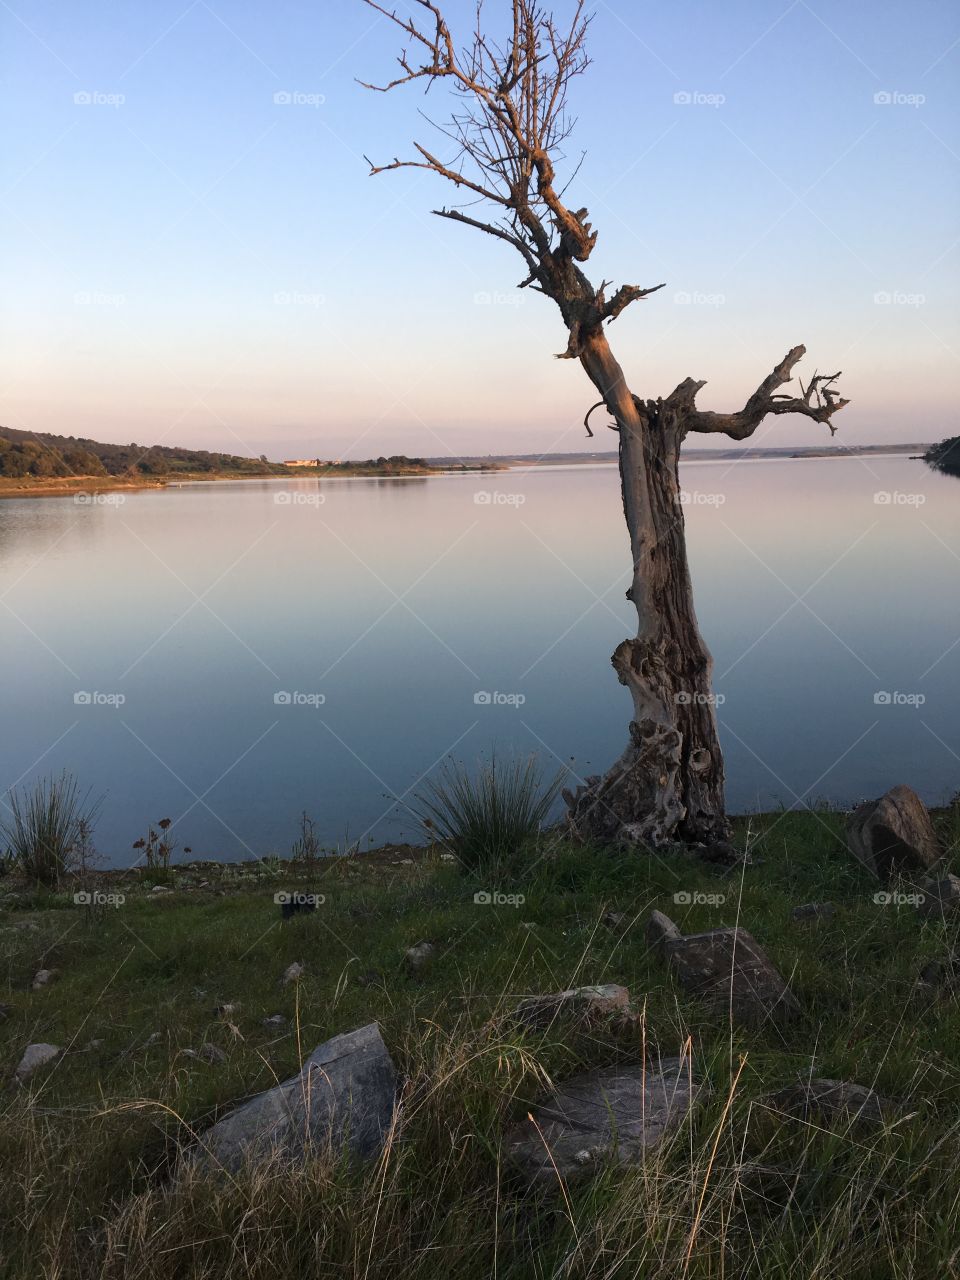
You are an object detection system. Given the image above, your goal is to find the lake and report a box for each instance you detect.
[0,455,956,865]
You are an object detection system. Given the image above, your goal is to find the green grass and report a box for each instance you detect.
[0,806,958,1278]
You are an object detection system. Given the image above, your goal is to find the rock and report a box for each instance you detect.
[262,1014,287,1029]
[151,885,174,895]
[31,968,57,991]
[846,784,941,880]
[439,853,457,864]
[404,941,435,975]
[512,984,631,1029]
[400,859,414,866]
[664,927,800,1028]
[700,840,740,865]
[766,1078,892,1127]
[85,1039,104,1050]
[791,902,837,922]
[506,1056,700,1185]
[602,910,628,931]
[199,1043,228,1065]
[918,875,960,919]
[281,961,305,986]
[645,909,682,957]
[188,1023,397,1174]
[14,1042,60,1082]
[214,1003,238,1018]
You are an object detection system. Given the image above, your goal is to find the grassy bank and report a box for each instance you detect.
[1,806,959,1278]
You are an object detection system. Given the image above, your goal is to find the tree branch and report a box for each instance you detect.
[674,345,850,440]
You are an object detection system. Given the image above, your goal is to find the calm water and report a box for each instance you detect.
[0,455,957,864]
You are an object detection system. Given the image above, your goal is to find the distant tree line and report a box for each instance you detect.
[925,436,960,478]
[0,426,277,479]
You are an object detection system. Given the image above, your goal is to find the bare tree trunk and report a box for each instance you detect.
[361,0,847,851]
[563,331,728,848]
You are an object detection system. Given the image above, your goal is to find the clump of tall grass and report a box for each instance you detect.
[0,771,101,886]
[414,755,564,870]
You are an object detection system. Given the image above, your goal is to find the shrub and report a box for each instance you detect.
[1,772,101,886]
[414,755,564,871]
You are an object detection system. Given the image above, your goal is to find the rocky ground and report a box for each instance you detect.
[1,794,958,1278]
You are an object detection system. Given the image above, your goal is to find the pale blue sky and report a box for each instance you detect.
[2,0,957,458]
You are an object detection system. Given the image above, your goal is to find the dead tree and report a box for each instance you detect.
[360,0,849,848]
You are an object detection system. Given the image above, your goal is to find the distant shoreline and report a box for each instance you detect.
[0,443,932,501]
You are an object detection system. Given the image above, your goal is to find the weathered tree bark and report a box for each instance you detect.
[562,330,726,845]
[361,0,849,850]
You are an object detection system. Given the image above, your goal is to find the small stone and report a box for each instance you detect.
[15,1042,60,1081]
[31,968,57,991]
[791,902,837,922]
[918,875,960,919]
[199,1043,228,1065]
[214,1003,238,1018]
[512,984,631,1029]
[602,910,628,931]
[439,853,457,863]
[646,910,682,957]
[400,859,414,866]
[262,1014,287,1029]
[766,1078,893,1127]
[282,961,305,985]
[404,941,436,974]
[151,884,174,894]
[519,921,537,931]
[85,1039,104,1050]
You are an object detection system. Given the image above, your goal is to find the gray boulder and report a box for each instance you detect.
[511,983,631,1029]
[846,785,941,880]
[918,874,960,919]
[646,909,682,956]
[189,1023,396,1174]
[664,925,800,1028]
[766,1078,892,1127]
[506,1056,700,1185]
[15,1042,60,1082]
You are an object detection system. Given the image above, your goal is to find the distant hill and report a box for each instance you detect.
[0,426,276,480]
[925,436,960,478]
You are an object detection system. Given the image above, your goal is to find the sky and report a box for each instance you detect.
[2,0,958,459]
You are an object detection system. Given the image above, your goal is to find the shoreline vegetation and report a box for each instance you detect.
[0,427,940,499]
